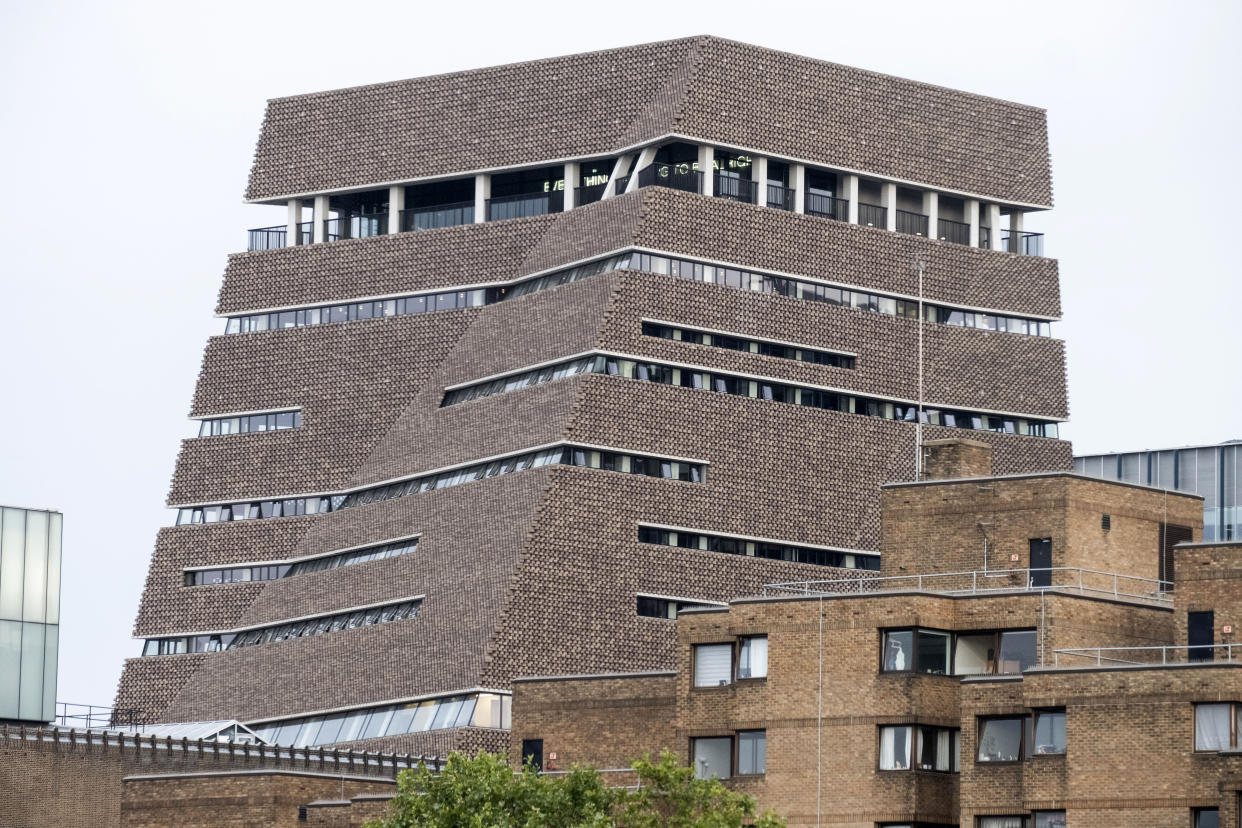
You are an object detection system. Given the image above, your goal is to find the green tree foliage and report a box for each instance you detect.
[367,749,784,828]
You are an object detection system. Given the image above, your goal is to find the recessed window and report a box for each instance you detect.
[694,643,733,688]
[738,636,768,679]
[1033,813,1066,828]
[691,736,732,779]
[978,819,1029,828]
[1194,702,1240,751]
[1030,709,1066,755]
[1194,808,1220,828]
[635,595,721,619]
[879,725,959,772]
[977,717,1025,763]
[736,730,766,775]
[638,525,879,571]
[885,628,1037,676]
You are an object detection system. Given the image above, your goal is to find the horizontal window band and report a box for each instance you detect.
[637,594,728,620]
[172,443,705,526]
[183,536,420,586]
[222,249,1055,337]
[638,525,881,571]
[183,532,421,574]
[245,691,513,746]
[641,318,859,358]
[639,521,877,559]
[196,410,302,438]
[440,352,1062,436]
[140,596,423,656]
[640,321,855,370]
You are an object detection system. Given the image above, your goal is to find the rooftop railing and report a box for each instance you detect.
[937,217,970,245]
[895,208,928,237]
[765,183,794,212]
[1053,644,1241,667]
[857,202,887,228]
[764,567,1172,606]
[324,213,388,242]
[246,222,313,251]
[56,701,144,731]
[713,174,757,204]
[1003,230,1045,257]
[634,162,703,194]
[575,182,608,206]
[805,193,848,221]
[400,202,474,232]
[486,190,563,221]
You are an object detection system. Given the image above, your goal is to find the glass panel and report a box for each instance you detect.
[997,630,1037,673]
[979,819,1028,828]
[272,720,303,746]
[737,731,765,774]
[335,711,368,743]
[1195,703,1231,750]
[44,513,61,624]
[0,508,26,619]
[387,703,420,735]
[883,630,913,671]
[1033,812,1067,828]
[314,713,347,745]
[0,620,21,719]
[409,701,436,732]
[692,736,732,779]
[738,637,768,679]
[694,644,733,687]
[360,706,395,740]
[453,696,477,728]
[431,697,464,730]
[879,726,911,770]
[470,694,502,728]
[1031,710,1066,755]
[978,718,1024,762]
[18,622,46,718]
[917,630,950,674]
[954,633,994,675]
[1196,810,1220,828]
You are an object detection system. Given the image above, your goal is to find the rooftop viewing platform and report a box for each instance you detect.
[762,566,1172,607]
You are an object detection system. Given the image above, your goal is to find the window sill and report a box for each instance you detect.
[735,676,767,683]
[691,684,734,692]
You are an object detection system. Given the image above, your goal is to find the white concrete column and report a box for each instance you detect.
[986,203,1003,250]
[474,174,490,224]
[562,162,578,211]
[754,157,768,207]
[602,154,634,199]
[790,163,806,213]
[312,195,329,243]
[842,174,860,223]
[1011,211,1025,233]
[286,199,302,247]
[922,191,938,239]
[388,186,404,234]
[965,198,980,247]
[881,182,898,231]
[624,147,658,194]
[697,145,714,197]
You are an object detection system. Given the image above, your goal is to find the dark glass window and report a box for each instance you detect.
[1030,709,1066,755]
[977,717,1024,762]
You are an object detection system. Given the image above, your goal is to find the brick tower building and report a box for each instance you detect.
[114,36,1069,757]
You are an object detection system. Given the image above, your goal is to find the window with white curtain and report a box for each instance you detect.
[915,725,960,772]
[738,636,768,679]
[1194,703,1236,750]
[977,818,1028,828]
[879,725,912,770]
[694,643,733,687]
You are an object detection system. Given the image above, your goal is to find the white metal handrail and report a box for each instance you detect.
[1053,644,1239,667]
[763,566,1172,605]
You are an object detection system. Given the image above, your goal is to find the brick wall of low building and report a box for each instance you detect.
[1175,541,1242,654]
[0,728,404,828]
[120,772,393,828]
[960,665,1242,827]
[509,673,678,771]
[880,473,1202,582]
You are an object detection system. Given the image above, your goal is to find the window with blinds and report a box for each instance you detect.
[693,643,733,687]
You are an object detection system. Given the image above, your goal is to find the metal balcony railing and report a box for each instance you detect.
[486,190,563,221]
[575,183,608,206]
[56,702,145,730]
[895,209,929,237]
[634,162,703,194]
[246,222,314,251]
[806,193,849,221]
[937,217,970,245]
[1003,230,1045,257]
[324,213,388,242]
[765,183,795,211]
[978,226,992,250]
[713,174,757,204]
[764,567,1172,606]
[1053,644,1241,667]
[857,202,887,228]
[400,202,474,232]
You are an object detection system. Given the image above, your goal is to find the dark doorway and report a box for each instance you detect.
[521,738,544,771]
[1029,538,1052,587]
[1189,611,1214,662]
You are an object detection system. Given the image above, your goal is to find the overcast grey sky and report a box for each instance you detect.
[1,0,1238,709]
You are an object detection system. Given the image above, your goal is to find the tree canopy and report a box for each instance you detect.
[368,749,785,828]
